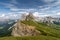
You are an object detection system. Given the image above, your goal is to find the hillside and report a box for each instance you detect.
[21,20,60,38]
[0,20,60,40]
[0,13,60,40]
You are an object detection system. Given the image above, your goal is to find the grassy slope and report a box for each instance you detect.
[0,35,60,40]
[21,21,60,38]
[48,24,60,30]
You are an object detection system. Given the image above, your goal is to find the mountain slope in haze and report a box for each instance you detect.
[0,20,16,37]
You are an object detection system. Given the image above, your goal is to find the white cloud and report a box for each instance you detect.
[39,0,60,11]
[0,14,5,17]
[0,2,36,12]
[10,8,36,12]
[43,0,55,3]
[33,12,40,17]
[57,12,60,15]
[10,14,17,17]
[43,14,50,16]
[0,0,60,18]
[0,2,17,9]
[0,13,20,19]
[33,12,57,17]
[33,12,47,17]
[11,0,18,4]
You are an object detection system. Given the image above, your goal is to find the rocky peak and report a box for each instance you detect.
[11,21,41,37]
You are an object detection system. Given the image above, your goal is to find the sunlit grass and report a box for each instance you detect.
[0,35,60,40]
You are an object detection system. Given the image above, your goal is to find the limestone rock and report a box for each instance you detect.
[11,22,41,37]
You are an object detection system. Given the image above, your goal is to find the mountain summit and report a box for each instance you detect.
[11,13,41,37]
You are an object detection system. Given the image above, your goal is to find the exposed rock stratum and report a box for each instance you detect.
[11,22,41,37]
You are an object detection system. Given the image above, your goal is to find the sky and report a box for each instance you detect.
[0,0,60,19]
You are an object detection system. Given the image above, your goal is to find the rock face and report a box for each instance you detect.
[11,22,41,37]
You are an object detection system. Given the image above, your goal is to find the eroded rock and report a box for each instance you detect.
[11,22,41,37]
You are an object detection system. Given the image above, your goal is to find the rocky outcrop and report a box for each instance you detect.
[11,22,41,37]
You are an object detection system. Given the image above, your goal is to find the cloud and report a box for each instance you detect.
[0,13,20,19]
[43,0,55,3]
[57,12,60,15]
[33,12,40,17]
[0,2,17,9]
[33,12,44,17]
[0,0,60,19]
[0,14,5,17]
[33,12,52,17]
[10,8,36,12]
[39,0,60,10]
[11,0,18,4]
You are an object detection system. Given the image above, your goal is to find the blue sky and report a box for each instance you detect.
[0,0,60,19]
